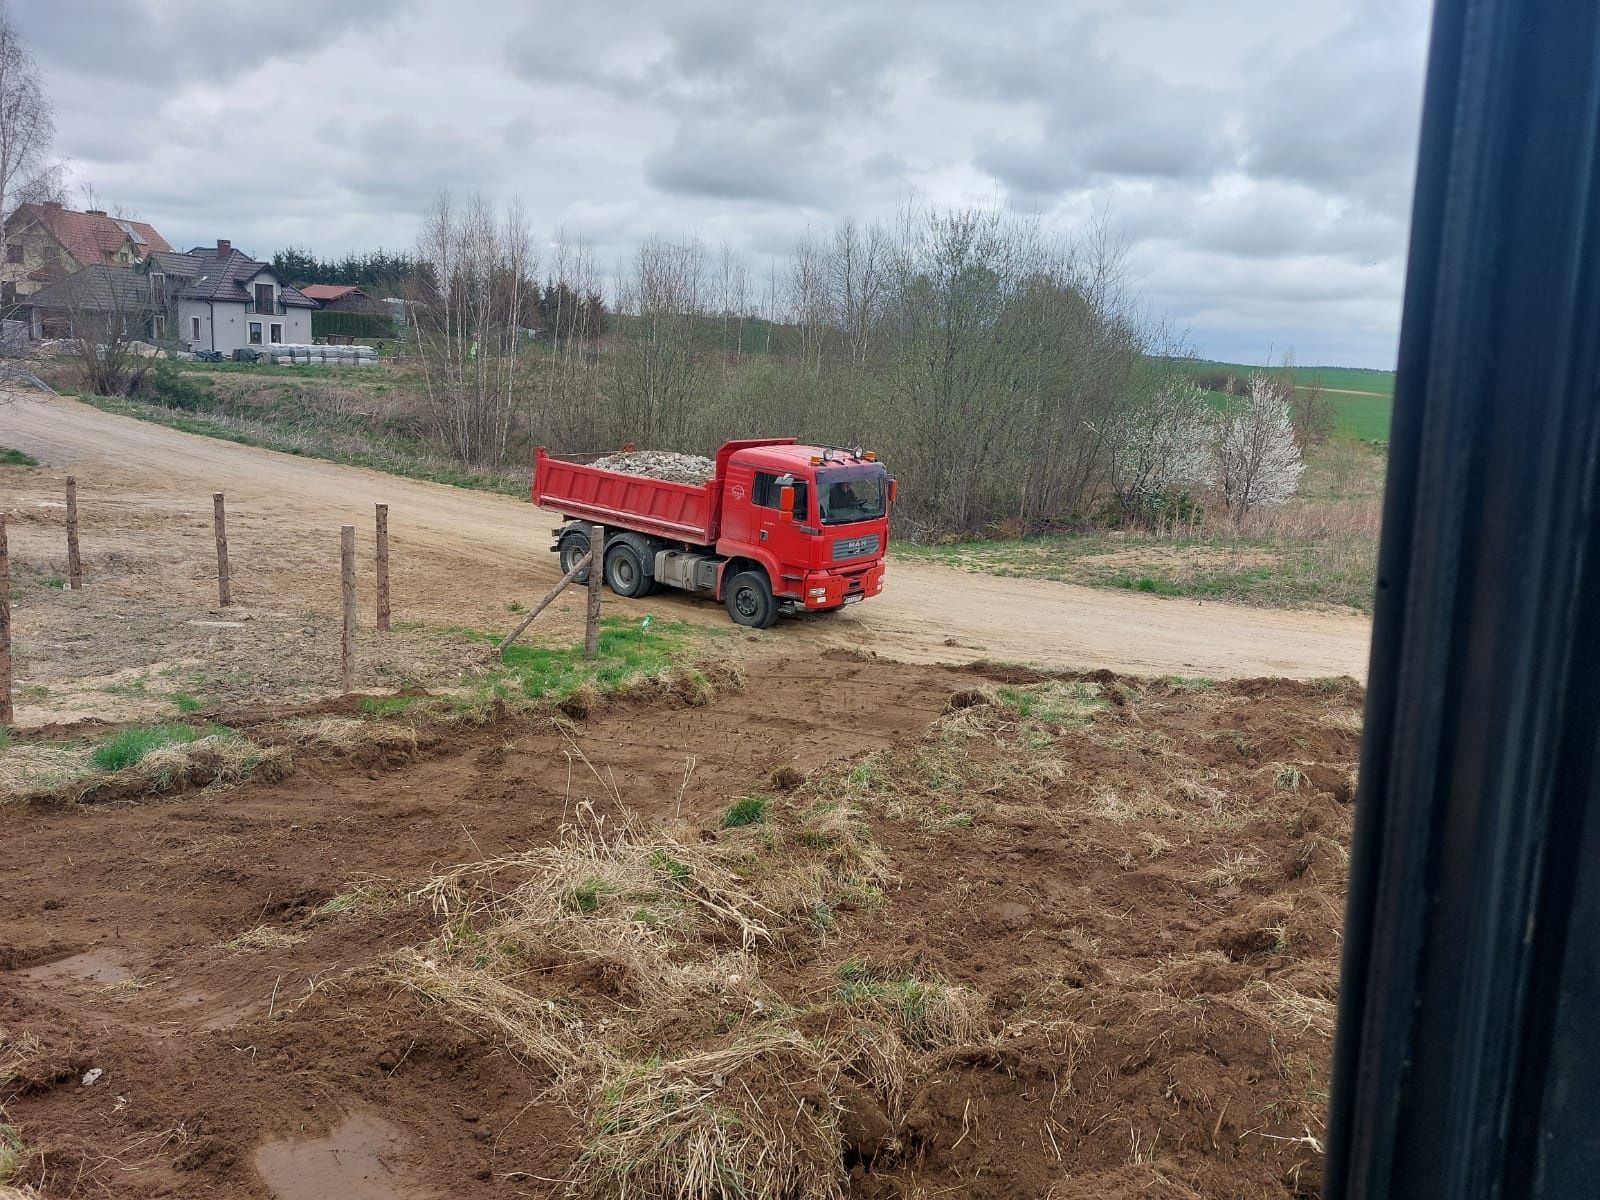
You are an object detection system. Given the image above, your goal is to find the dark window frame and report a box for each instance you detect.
[752,471,809,520]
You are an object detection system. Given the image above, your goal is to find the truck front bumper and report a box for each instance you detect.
[800,561,886,609]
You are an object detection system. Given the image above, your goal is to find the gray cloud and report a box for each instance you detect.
[10,0,1429,367]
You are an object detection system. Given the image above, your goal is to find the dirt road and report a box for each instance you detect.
[1,391,1371,679]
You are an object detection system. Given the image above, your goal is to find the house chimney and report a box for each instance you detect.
[217,238,231,256]
[85,208,107,216]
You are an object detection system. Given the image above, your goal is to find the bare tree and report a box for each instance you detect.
[828,219,886,368]
[0,6,54,228]
[610,235,706,444]
[1212,372,1305,524]
[409,191,535,466]
[47,264,159,395]
[787,230,830,375]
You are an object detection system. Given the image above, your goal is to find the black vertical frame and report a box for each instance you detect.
[1326,1,1600,1196]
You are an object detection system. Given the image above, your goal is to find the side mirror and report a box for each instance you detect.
[778,485,795,522]
[888,479,899,504]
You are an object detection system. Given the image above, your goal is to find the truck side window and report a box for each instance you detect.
[753,471,809,519]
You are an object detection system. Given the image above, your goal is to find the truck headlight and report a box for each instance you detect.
[808,586,827,597]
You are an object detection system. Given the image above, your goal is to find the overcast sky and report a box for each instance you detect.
[16,0,1431,368]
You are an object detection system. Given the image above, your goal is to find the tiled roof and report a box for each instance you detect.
[300,284,360,302]
[22,264,148,312]
[146,250,204,277]
[174,249,316,308]
[5,203,171,268]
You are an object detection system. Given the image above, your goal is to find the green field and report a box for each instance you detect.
[1190,359,1395,442]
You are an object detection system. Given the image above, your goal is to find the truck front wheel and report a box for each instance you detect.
[604,541,656,598]
[724,570,778,629]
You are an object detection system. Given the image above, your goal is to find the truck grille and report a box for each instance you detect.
[832,534,880,561]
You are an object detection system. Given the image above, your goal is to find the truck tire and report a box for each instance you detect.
[604,540,655,598]
[724,570,778,629]
[559,526,593,582]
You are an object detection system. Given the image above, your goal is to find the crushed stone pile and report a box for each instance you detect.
[591,449,717,485]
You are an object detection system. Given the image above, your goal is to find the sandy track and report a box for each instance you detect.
[1,391,1371,679]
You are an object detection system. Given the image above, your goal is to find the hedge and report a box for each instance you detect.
[311,309,396,339]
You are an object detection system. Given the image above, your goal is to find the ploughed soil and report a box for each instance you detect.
[0,654,1361,1199]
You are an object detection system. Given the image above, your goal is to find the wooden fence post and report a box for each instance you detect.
[584,523,603,659]
[65,476,82,591]
[341,525,356,694]
[0,515,11,725]
[213,493,231,607]
[375,503,391,631]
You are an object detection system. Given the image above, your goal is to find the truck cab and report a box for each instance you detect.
[716,444,891,621]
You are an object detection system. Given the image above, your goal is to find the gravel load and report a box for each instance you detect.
[591,449,717,485]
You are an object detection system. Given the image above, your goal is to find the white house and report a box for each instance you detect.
[149,240,316,353]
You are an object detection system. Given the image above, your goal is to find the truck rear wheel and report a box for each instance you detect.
[559,527,593,582]
[604,541,656,598]
[724,570,778,629]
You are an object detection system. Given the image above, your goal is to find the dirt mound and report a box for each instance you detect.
[0,657,1360,1198]
[589,449,716,484]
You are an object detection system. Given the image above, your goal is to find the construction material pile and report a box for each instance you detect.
[591,449,716,484]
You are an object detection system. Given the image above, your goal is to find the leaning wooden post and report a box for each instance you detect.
[375,503,391,631]
[65,476,82,590]
[496,549,593,653]
[340,525,356,694]
[212,492,231,607]
[583,523,603,659]
[0,515,12,725]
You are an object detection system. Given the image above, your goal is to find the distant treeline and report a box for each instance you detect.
[272,247,431,291]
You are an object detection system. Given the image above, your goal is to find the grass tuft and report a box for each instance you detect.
[721,794,770,828]
[90,723,203,771]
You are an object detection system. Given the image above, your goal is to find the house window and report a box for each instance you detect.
[191,316,201,340]
[150,272,165,300]
[269,323,283,344]
[5,243,20,264]
[254,282,274,313]
[1,282,14,308]
[248,321,263,345]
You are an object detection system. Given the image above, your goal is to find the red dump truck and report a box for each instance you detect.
[532,439,895,628]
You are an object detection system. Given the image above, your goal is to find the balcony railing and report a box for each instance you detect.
[245,299,287,315]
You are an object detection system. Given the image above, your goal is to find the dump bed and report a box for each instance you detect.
[533,447,719,543]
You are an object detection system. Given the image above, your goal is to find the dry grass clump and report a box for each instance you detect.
[393,794,973,1197]
[0,746,87,802]
[834,960,989,1050]
[572,1032,844,1200]
[0,731,287,804]
[221,924,305,952]
[391,808,874,1198]
[274,716,422,753]
[808,685,1103,829]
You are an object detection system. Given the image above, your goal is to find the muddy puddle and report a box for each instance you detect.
[254,1112,435,1200]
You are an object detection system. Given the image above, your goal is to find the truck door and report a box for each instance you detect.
[752,471,811,593]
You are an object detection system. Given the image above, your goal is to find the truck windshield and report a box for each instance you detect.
[818,468,886,525]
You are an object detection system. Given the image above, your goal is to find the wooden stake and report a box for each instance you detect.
[495,549,593,653]
[584,523,603,659]
[341,525,356,694]
[0,515,11,725]
[65,476,82,591]
[375,503,391,631]
[213,492,231,607]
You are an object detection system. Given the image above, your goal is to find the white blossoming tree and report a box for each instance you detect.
[1212,372,1304,524]
[1107,376,1215,525]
